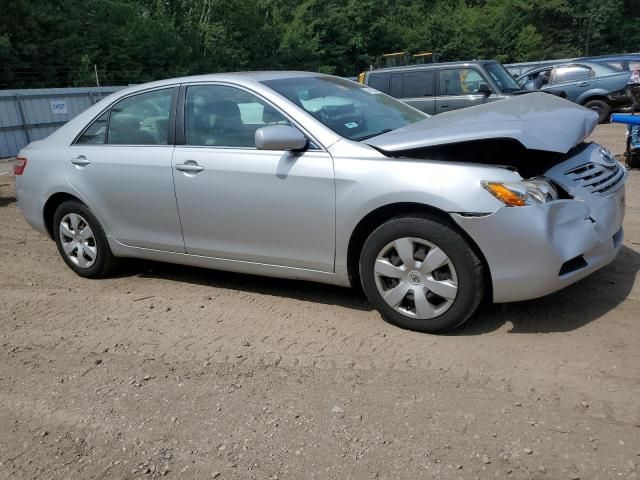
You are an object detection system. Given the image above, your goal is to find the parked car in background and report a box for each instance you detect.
[517,61,632,122]
[505,60,563,77]
[15,72,627,333]
[579,54,640,84]
[505,53,640,79]
[360,60,529,114]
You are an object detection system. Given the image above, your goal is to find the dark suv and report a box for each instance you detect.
[360,60,527,115]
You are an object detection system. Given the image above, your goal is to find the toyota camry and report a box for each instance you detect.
[15,72,627,332]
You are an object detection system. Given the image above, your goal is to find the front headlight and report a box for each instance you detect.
[481,178,558,207]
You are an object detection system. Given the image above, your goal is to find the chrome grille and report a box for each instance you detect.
[564,161,625,195]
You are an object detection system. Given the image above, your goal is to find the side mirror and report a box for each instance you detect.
[255,125,308,151]
[478,83,492,96]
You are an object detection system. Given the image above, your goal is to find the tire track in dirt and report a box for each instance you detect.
[2,127,640,478]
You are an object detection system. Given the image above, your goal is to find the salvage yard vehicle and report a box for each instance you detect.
[579,54,640,84]
[516,61,632,122]
[360,60,528,114]
[15,72,627,333]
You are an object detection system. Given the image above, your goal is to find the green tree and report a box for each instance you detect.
[514,24,547,61]
[0,0,638,88]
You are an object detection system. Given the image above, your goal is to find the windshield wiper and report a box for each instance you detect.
[353,129,393,141]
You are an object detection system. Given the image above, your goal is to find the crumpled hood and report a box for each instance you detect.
[365,92,599,154]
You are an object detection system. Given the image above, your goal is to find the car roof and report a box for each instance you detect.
[368,60,499,74]
[579,54,640,61]
[112,71,333,96]
[521,60,605,73]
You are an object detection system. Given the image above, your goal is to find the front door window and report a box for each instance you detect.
[185,85,290,148]
[439,69,486,96]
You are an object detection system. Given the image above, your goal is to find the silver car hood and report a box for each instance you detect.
[365,92,599,154]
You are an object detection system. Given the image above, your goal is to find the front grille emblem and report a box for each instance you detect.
[599,147,615,164]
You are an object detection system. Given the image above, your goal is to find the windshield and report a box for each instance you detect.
[483,62,521,91]
[261,76,427,141]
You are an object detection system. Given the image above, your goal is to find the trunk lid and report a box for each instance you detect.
[365,92,598,155]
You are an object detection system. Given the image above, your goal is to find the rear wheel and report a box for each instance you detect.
[53,200,116,278]
[359,216,485,333]
[583,99,611,123]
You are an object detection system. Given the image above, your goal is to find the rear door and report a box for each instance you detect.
[66,87,185,252]
[435,67,494,113]
[400,70,436,114]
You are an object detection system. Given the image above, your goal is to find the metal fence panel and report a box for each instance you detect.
[0,86,123,158]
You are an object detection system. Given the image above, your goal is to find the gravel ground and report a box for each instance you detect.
[0,124,639,479]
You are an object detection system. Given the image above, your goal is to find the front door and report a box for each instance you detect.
[436,67,497,113]
[171,84,336,272]
[542,65,595,102]
[66,87,184,252]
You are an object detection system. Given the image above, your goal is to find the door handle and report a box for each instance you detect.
[579,82,589,87]
[439,104,449,108]
[71,156,91,166]
[175,162,204,173]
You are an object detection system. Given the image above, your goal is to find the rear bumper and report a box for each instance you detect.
[452,184,626,303]
[15,178,48,236]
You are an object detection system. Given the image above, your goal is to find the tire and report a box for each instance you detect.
[628,153,640,169]
[359,216,485,333]
[583,99,611,124]
[53,200,116,278]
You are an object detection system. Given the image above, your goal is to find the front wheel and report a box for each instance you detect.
[583,99,611,124]
[359,216,485,333]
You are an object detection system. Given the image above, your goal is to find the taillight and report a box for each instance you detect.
[13,157,27,175]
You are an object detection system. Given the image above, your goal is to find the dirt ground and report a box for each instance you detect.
[1,124,639,480]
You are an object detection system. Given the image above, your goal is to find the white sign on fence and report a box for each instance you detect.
[50,100,68,115]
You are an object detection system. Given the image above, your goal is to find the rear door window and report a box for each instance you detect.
[76,111,110,144]
[402,70,435,97]
[367,73,390,94]
[108,89,174,145]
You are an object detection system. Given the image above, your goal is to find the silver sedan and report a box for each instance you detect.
[15,72,627,332]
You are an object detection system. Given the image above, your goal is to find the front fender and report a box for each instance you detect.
[332,153,518,283]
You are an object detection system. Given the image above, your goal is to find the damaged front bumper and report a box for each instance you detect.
[452,147,627,303]
[608,89,634,111]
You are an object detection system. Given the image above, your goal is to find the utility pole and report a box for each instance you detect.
[94,64,100,88]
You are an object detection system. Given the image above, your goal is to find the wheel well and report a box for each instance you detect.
[43,193,84,239]
[346,202,493,299]
[581,95,609,106]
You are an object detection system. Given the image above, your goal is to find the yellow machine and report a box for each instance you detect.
[358,51,441,83]
[382,51,410,68]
